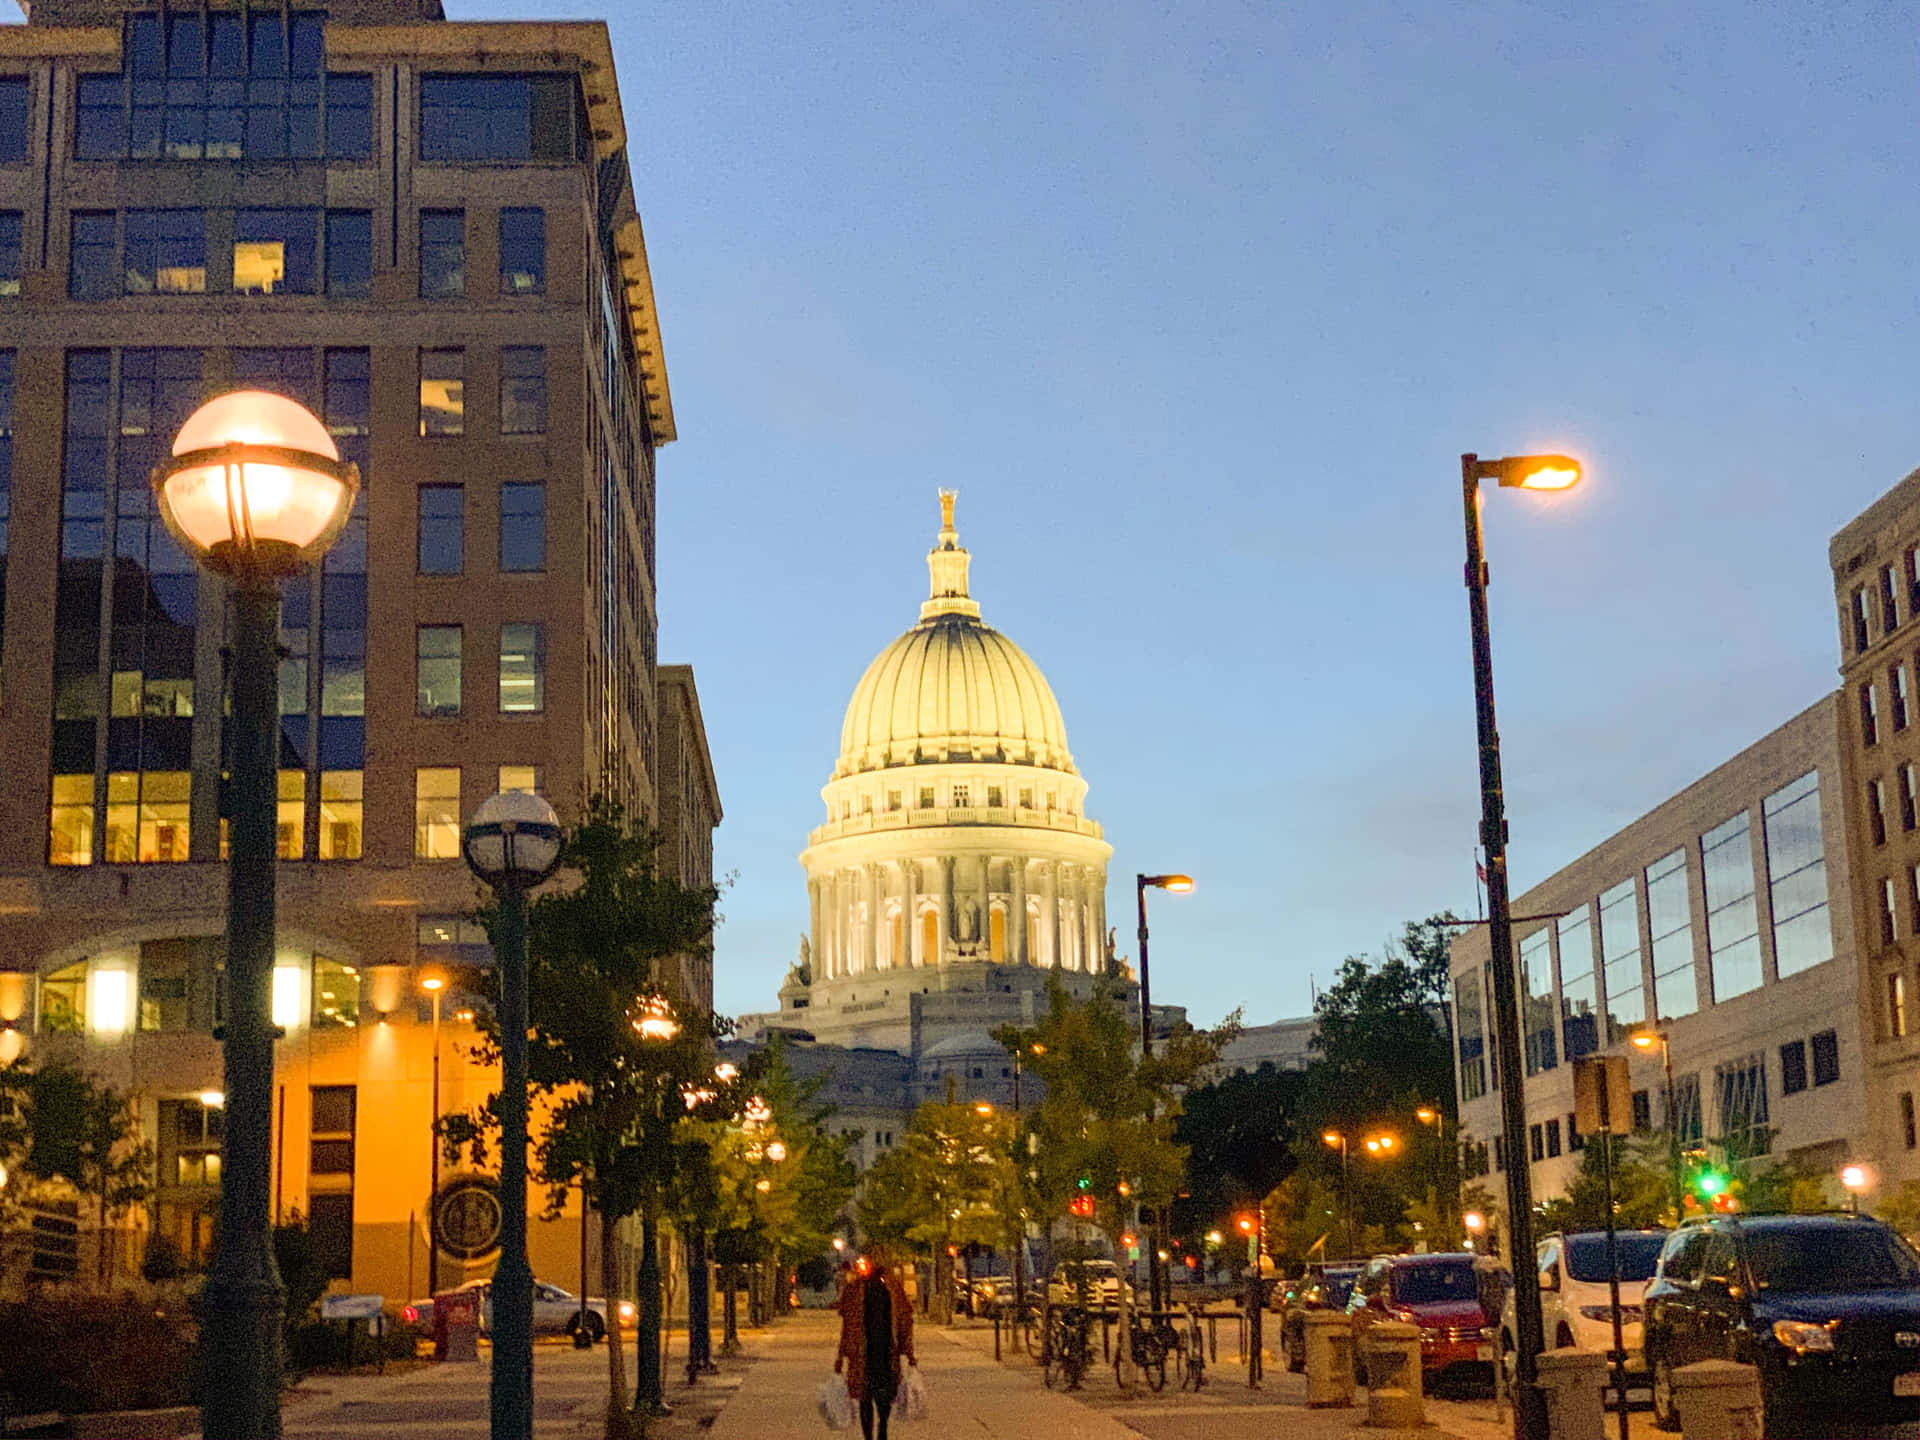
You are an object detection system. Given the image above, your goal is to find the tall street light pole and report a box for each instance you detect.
[464,791,565,1440]
[422,973,446,1298]
[1460,449,1583,1440]
[1135,873,1192,1317]
[154,391,359,1440]
[1322,1132,1354,1257]
[1630,1027,1682,1221]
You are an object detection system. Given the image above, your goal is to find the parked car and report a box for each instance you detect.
[403,1278,635,1341]
[1643,1213,1920,1437]
[1347,1253,1498,1380]
[1498,1229,1669,1377]
[1281,1261,1363,1372]
[1046,1259,1134,1307]
[955,1272,1014,1314]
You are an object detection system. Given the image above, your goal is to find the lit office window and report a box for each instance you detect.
[126,210,207,293]
[234,208,318,294]
[415,767,461,859]
[419,349,464,436]
[318,770,362,860]
[499,623,544,713]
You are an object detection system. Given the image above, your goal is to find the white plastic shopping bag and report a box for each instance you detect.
[896,1365,929,1422]
[817,1374,853,1431]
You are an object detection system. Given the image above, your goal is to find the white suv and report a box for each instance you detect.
[1501,1229,1669,1376]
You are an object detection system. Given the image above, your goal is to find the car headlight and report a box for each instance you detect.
[1419,1328,1443,1342]
[1771,1320,1836,1354]
[618,1302,636,1322]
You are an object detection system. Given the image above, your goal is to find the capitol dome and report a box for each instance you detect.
[836,496,1073,780]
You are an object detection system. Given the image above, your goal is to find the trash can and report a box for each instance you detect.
[1536,1348,1607,1440]
[433,1287,481,1362]
[1303,1310,1355,1408]
[1361,1319,1423,1430]
[1672,1359,1762,1440]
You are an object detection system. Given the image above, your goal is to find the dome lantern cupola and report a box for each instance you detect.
[921,488,980,621]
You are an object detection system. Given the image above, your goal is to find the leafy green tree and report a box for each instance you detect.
[999,975,1231,1385]
[1173,1062,1306,1244]
[0,1063,153,1286]
[855,1087,1011,1323]
[441,793,717,1438]
[1533,1134,1674,1233]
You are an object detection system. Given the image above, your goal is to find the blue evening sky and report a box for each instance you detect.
[497,2,1909,1028]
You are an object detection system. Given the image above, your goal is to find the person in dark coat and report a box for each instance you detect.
[835,1254,916,1440]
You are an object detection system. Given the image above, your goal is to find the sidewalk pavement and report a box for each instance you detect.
[277,1340,614,1438]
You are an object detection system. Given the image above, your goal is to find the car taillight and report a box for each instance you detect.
[402,1305,419,1324]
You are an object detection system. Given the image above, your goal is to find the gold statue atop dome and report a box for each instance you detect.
[939,488,957,533]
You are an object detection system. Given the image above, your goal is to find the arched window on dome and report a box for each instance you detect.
[989,905,1006,964]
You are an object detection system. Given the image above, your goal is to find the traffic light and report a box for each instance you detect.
[1076,1175,1091,1191]
[1069,1194,1095,1219]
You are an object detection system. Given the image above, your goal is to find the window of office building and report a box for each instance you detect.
[325,211,371,298]
[500,347,547,435]
[137,938,192,1032]
[418,485,463,574]
[1862,682,1881,746]
[1714,1053,1769,1160]
[499,482,545,572]
[1870,779,1889,846]
[73,13,367,163]
[0,350,11,694]
[1557,904,1598,1062]
[416,626,462,717]
[124,209,207,293]
[276,771,304,859]
[0,212,20,297]
[1544,1118,1561,1158]
[38,962,86,1032]
[0,77,27,162]
[419,349,464,436]
[1762,771,1831,978]
[418,915,493,969]
[418,209,464,299]
[1598,877,1643,1045]
[233,208,317,294]
[162,1096,223,1187]
[1780,1038,1807,1095]
[1851,588,1871,653]
[415,768,460,859]
[1518,926,1556,1075]
[499,207,545,294]
[318,770,361,860]
[311,963,360,1029]
[1882,566,1900,632]
[499,623,544,713]
[1456,968,1486,1102]
[1701,811,1763,1003]
[309,1084,355,1277]
[1646,848,1696,1020]
[1902,1092,1917,1151]
[1882,876,1899,946]
[1668,1071,1702,1146]
[499,764,541,795]
[418,73,583,163]
[69,211,117,299]
[1892,972,1910,1040]
[1903,766,1918,832]
[1810,1028,1839,1087]
[105,770,190,862]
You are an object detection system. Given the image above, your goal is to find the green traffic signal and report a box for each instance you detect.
[1694,1169,1727,1197]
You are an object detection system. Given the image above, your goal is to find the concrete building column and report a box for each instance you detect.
[863,864,879,973]
[940,855,956,963]
[978,854,991,949]
[1043,861,1060,968]
[1011,857,1028,966]
[822,872,837,979]
[904,860,919,968]
[1093,870,1108,971]
[808,878,821,977]
[1083,871,1098,974]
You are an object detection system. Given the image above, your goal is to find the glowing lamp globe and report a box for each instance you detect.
[462,789,564,890]
[152,391,359,580]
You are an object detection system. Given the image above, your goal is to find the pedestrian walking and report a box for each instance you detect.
[835,1253,916,1440]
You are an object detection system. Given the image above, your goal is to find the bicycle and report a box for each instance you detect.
[1042,1305,1091,1391]
[1179,1308,1207,1392]
[1115,1310,1168,1393]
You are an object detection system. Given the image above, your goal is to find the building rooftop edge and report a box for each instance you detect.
[1829,463,1920,567]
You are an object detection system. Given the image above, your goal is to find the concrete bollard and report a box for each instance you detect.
[1536,1348,1607,1440]
[1303,1310,1356,1408]
[1674,1359,1763,1440]
[1362,1320,1424,1430]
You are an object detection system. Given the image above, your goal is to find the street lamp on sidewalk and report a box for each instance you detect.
[155,390,358,1440]
[421,972,448,1297]
[1628,1026,1684,1222]
[1459,448,1583,1440]
[1135,872,1192,1314]
[463,789,564,1440]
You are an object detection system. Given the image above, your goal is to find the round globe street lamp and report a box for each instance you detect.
[154,391,358,1440]
[1459,449,1583,1440]
[1135,872,1192,1313]
[1840,1163,1871,1213]
[463,789,564,1440]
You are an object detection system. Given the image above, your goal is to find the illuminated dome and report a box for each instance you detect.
[835,493,1074,780]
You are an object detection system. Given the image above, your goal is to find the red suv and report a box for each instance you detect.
[1347,1253,1498,1380]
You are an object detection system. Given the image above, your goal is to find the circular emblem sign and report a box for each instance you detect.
[434,1177,503,1261]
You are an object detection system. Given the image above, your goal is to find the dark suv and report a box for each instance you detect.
[1280,1260,1363,1373]
[1643,1213,1920,1437]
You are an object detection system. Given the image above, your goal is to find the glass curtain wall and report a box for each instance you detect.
[1518,926,1557,1075]
[1646,849,1698,1020]
[1762,772,1832,979]
[1702,812,1763,1002]
[1598,877,1645,1045]
[1557,904,1599,1061]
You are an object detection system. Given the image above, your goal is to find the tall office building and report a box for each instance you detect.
[0,0,706,1302]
